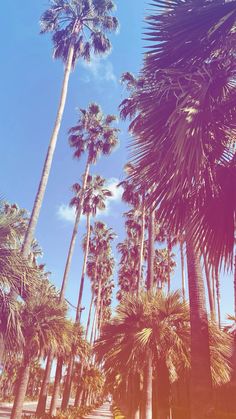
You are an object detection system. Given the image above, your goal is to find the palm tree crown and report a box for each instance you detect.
[69,103,119,164]
[40,0,119,66]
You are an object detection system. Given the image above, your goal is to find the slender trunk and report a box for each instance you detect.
[234,254,236,318]
[215,268,221,328]
[143,210,155,419]
[131,373,140,419]
[137,191,146,293]
[85,290,94,339]
[36,352,53,416]
[98,296,104,333]
[203,253,215,321]
[90,306,97,345]
[180,241,186,301]
[157,359,171,419]
[76,212,91,322]
[95,269,102,337]
[11,355,30,419]
[22,40,76,258]
[62,209,91,412]
[212,268,216,314]
[144,351,153,419]
[60,160,90,300]
[74,364,84,407]
[61,355,74,411]
[147,209,155,291]
[167,236,171,293]
[186,236,213,419]
[49,357,63,416]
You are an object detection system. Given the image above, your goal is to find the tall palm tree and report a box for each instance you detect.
[10,282,71,419]
[60,103,118,300]
[120,2,236,417]
[61,175,112,410]
[119,164,146,293]
[40,106,118,414]
[71,175,112,322]
[22,0,119,258]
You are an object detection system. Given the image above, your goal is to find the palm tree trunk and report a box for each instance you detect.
[36,352,53,416]
[144,351,153,419]
[143,209,155,419]
[137,191,146,293]
[186,236,213,419]
[180,241,186,301]
[95,272,103,337]
[76,212,91,322]
[21,40,76,258]
[215,268,221,328]
[203,253,215,321]
[131,373,140,419]
[61,356,74,411]
[60,160,90,300]
[74,364,84,407]
[85,290,94,339]
[98,296,104,333]
[234,254,236,318]
[62,228,93,412]
[147,209,155,290]
[11,355,30,419]
[167,236,171,293]
[90,306,97,345]
[157,359,170,419]
[49,357,63,416]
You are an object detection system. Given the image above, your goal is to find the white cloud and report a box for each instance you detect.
[81,55,117,84]
[57,178,123,224]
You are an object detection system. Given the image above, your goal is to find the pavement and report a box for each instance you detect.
[84,402,113,419]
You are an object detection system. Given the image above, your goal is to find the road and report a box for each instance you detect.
[84,402,113,418]
[0,397,63,418]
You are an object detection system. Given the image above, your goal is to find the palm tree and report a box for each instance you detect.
[61,175,112,410]
[0,203,44,362]
[10,282,71,419]
[96,291,232,419]
[71,175,112,322]
[22,0,119,258]
[120,2,236,417]
[60,103,118,300]
[86,221,115,337]
[119,164,146,293]
[95,292,190,419]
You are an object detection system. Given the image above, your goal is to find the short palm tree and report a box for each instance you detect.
[96,291,232,419]
[60,103,118,300]
[10,281,72,419]
[22,0,119,257]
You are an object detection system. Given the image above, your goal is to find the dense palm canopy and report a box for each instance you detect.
[121,0,236,269]
[40,0,119,65]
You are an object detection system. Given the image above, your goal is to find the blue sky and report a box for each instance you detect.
[1,1,233,326]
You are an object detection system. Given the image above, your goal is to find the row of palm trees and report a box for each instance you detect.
[102,1,235,418]
[1,0,236,419]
